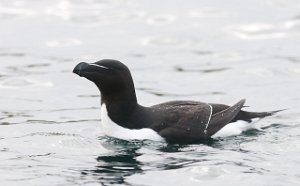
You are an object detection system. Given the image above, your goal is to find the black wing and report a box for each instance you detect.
[154,101,212,143]
[157,99,246,143]
[205,99,246,136]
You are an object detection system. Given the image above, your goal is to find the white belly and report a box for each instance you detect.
[212,118,259,138]
[100,104,165,141]
[100,104,258,141]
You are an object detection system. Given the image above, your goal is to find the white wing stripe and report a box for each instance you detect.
[204,103,213,134]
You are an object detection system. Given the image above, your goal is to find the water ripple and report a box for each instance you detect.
[146,14,176,26]
[227,23,286,40]
[137,87,225,97]
[188,8,230,18]
[46,38,82,47]
[141,36,194,47]
[0,78,53,88]
[0,52,26,57]
[0,6,35,20]
[45,0,145,25]
[174,66,230,73]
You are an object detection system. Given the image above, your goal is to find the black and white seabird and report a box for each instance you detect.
[73,59,281,143]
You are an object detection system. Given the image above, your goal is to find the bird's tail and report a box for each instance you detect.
[234,109,286,122]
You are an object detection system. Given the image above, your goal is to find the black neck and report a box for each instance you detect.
[97,82,139,125]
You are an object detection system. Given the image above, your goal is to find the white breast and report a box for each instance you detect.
[100,104,165,141]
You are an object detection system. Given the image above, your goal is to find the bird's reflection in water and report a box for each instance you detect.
[81,137,220,185]
[81,137,145,185]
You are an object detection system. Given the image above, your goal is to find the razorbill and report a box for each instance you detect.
[73,59,281,143]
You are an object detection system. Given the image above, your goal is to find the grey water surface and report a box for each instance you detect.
[1,0,300,185]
